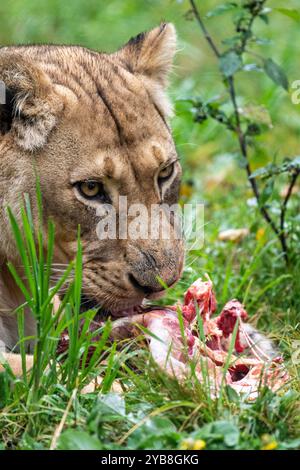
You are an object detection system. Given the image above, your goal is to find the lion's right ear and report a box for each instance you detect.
[116,24,177,119]
[0,53,61,151]
[119,23,177,88]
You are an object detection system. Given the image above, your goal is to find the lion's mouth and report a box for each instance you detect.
[80,294,152,319]
[107,304,151,318]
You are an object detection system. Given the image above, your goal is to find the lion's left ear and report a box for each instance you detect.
[0,53,62,152]
[119,23,177,87]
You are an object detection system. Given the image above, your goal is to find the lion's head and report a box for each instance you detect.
[0,24,184,317]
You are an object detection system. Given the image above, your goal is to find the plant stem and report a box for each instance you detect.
[227,76,280,237]
[189,0,290,263]
[280,170,300,257]
[189,0,220,59]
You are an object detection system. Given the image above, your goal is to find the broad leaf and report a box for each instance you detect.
[127,416,179,450]
[192,420,240,448]
[206,3,238,18]
[263,58,289,90]
[259,179,274,207]
[58,430,102,450]
[220,51,242,77]
[275,8,300,23]
[213,421,239,447]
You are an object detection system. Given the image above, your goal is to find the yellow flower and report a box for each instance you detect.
[256,228,266,242]
[192,439,206,450]
[179,438,206,450]
[261,441,278,450]
[179,438,193,450]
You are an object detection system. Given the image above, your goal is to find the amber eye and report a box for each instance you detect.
[158,163,174,182]
[77,181,106,200]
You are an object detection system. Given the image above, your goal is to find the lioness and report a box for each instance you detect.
[0,23,276,376]
[0,24,184,373]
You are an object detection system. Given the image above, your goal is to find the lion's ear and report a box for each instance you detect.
[119,23,177,87]
[117,24,177,118]
[0,53,61,151]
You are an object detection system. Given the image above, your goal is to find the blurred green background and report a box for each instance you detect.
[1,0,299,183]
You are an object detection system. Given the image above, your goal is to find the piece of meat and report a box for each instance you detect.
[182,276,217,322]
[217,299,248,353]
[57,277,289,401]
[140,278,288,400]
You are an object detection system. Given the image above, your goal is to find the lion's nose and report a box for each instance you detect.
[128,273,176,295]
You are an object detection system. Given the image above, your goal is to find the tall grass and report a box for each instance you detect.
[0,183,117,410]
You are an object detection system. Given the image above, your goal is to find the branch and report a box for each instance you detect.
[189,0,220,58]
[280,170,300,259]
[238,0,268,53]
[189,0,280,240]
[227,75,280,237]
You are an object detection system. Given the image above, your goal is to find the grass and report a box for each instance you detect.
[0,181,299,450]
[0,0,300,451]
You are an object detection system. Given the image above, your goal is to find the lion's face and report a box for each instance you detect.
[0,24,184,315]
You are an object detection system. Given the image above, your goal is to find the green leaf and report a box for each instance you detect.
[212,421,240,447]
[259,13,269,24]
[192,420,240,448]
[280,438,300,450]
[206,3,238,18]
[251,157,300,179]
[222,35,241,47]
[259,179,274,207]
[275,8,300,23]
[240,104,272,127]
[263,58,289,91]
[127,416,179,450]
[251,164,276,179]
[219,51,242,77]
[88,392,127,434]
[0,372,10,408]
[254,37,271,46]
[58,430,102,450]
[99,392,126,417]
[225,385,240,404]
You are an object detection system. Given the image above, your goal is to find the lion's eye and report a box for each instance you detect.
[158,163,174,182]
[77,181,105,200]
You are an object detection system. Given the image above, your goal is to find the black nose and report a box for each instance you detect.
[128,273,166,295]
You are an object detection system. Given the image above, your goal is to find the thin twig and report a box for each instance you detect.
[280,170,300,256]
[189,0,220,58]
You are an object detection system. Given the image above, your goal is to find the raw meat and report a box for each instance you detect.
[57,276,289,400]
[109,276,289,400]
